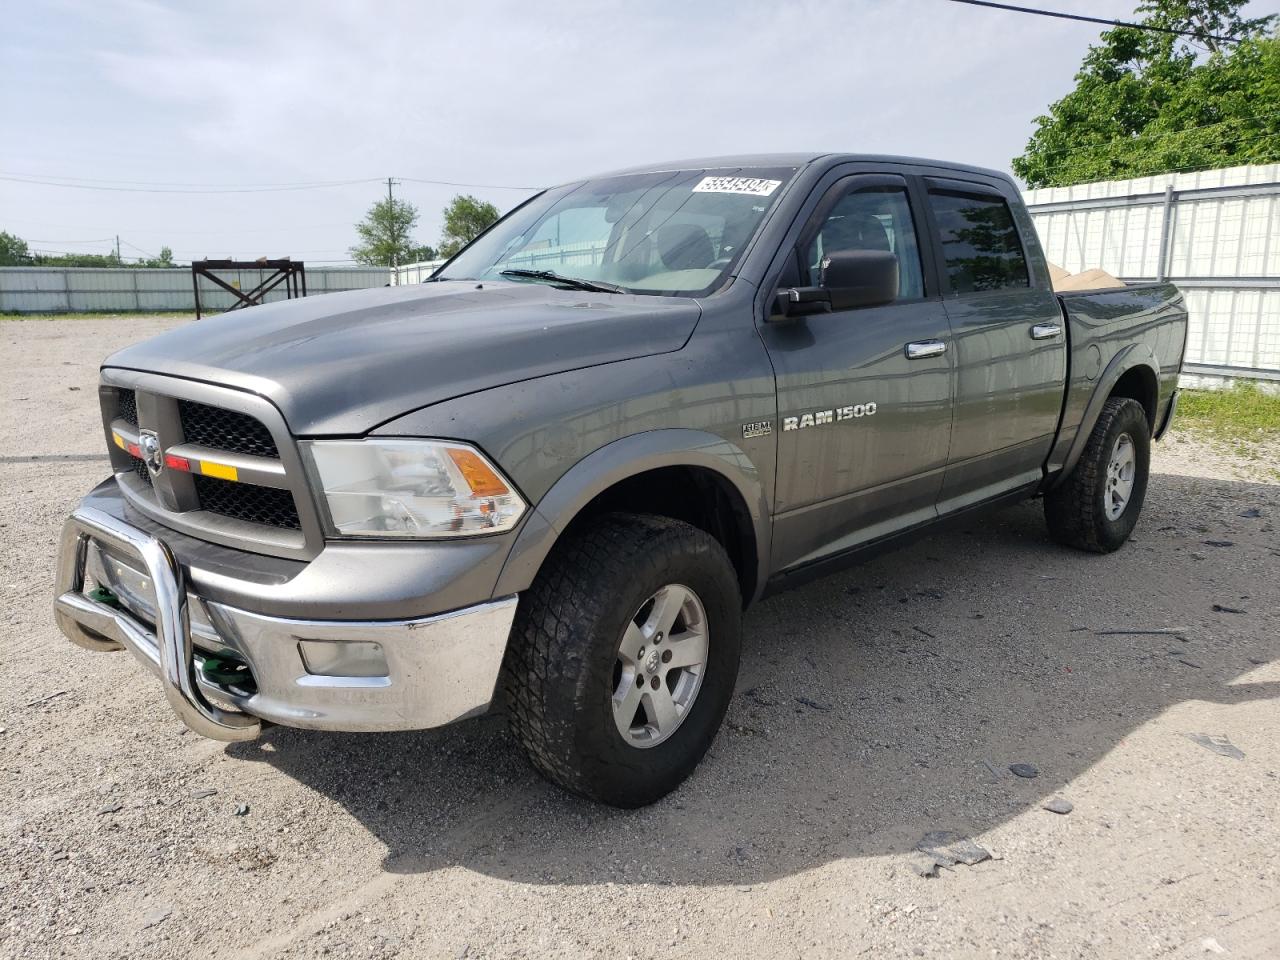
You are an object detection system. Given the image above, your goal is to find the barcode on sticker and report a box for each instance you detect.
[692,176,782,196]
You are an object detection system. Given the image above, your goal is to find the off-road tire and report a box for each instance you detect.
[502,513,742,807]
[1045,396,1151,553]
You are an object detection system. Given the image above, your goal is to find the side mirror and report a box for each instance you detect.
[771,249,899,321]
[820,250,898,311]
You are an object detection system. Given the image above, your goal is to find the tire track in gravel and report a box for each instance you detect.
[230,790,535,960]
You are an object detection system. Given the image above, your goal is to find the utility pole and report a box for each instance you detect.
[387,177,398,285]
[115,235,121,264]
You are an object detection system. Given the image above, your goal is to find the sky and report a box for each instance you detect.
[2,0,1277,265]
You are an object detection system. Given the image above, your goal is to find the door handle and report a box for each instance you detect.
[905,339,947,359]
[1031,322,1062,340]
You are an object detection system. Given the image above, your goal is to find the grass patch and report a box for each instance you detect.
[1177,384,1280,444]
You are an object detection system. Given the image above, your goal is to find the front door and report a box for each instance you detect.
[761,174,954,572]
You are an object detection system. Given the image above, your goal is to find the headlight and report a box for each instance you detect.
[301,439,526,538]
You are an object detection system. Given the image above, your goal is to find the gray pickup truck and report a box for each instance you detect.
[54,153,1187,806]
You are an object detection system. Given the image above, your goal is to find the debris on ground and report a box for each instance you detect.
[190,788,218,800]
[140,906,172,930]
[1185,733,1245,760]
[26,690,67,708]
[96,802,122,815]
[233,803,250,816]
[1238,507,1263,518]
[1212,604,1246,614]
[1096,628,1186,636]
[1201,540,1235,548]
[1009,763,1039,779]
[794,696,831,712]
[906,852,942,878]
[1043,797,1074,815]
[914,831,993,873]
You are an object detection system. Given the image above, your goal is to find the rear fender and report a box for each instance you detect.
[1050,343,1160,489]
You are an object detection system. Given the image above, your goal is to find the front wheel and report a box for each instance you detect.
[502,513,742,807]
[1044,396,1151,553]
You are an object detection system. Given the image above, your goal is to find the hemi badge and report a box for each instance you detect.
[200,461,239,482]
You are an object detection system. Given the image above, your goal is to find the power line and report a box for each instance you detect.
[5,219,357,235]
[25,237,115,244]
[399,175,540,191]
[1,171,542,194]
[0,172,379,188]
[941,0,1242,44]
[0,173,384,194]
[120,239,161,260]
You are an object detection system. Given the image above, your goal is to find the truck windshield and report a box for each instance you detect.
[438,167,797,297]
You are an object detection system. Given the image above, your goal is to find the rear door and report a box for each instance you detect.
[760,172,954,572]
[922,178,1067,511]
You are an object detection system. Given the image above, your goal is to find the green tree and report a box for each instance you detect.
[407,243,438,263]
[438,194,500,258]
[350,196,423,267]
[31,251,121,267]
[1013,1,1279,187]
[0,231,31,266]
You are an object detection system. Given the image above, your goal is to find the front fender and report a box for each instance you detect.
[492,429,772,604]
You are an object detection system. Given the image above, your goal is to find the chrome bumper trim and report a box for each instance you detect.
[54,504,519,738]
[54,505,261,740]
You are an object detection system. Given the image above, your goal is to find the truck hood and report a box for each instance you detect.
[103,281,701,435]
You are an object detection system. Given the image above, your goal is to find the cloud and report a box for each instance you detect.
[0,0,1177,260]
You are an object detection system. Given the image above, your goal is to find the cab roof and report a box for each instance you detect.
[575,153,1010,185]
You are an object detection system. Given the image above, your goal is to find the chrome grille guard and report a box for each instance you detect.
[53,505,261,741]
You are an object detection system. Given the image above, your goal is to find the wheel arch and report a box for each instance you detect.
[1051,344,1161,489]
[493,429,771,606]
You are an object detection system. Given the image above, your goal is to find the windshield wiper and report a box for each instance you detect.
[499,269,627,294]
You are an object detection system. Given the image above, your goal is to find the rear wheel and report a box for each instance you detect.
[502,513,741,807]
[1045,396,1151,553]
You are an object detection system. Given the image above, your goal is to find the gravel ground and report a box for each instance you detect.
[2,315,1278,960]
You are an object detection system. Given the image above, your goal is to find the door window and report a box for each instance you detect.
[804,185,925,300]
[926,190,1030,293]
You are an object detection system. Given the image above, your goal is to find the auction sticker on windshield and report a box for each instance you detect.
[692,176,782,196]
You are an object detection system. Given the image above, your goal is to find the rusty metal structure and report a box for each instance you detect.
[191,258,307,319]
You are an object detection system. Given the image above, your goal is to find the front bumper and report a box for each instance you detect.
[53,504,518,740]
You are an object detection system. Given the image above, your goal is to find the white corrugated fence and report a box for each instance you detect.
[0,266,389,314]
[1025,163,1280,381]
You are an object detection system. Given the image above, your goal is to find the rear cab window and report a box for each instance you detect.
[926,189,1030,293]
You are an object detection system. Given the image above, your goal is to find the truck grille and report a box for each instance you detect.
[107,385,308,545]
[117,388,139,426]
[177,400,280,459]
[193,474,300,529]
[131,455,153,488]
